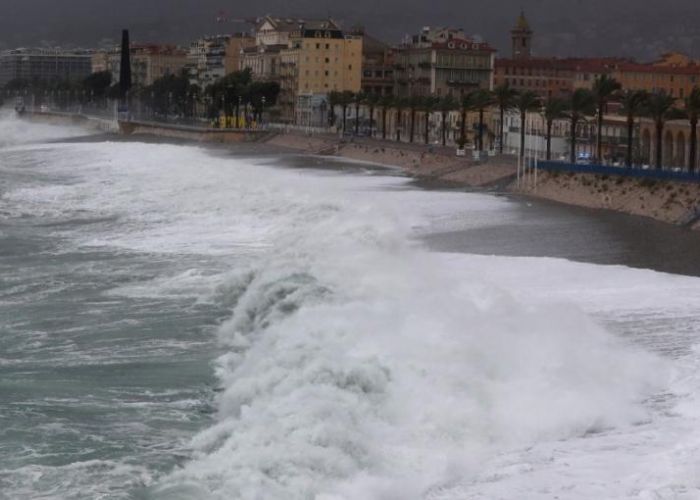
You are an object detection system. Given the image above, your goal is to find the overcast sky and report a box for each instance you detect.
[1,0,699,60]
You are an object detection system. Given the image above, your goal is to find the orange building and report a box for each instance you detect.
[612,63,700,100]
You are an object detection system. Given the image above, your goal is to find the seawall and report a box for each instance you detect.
[514,170,700,229]
[118,120,271,143]
[24,111,118,133]
[265,133,518,188]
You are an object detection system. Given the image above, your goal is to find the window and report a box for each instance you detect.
[348,64,352,70]
[325,58,329,63]
[316,43,320,49]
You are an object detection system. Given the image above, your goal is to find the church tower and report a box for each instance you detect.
[511,10,533,60]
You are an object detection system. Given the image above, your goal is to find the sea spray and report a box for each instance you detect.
[151,178,666,499]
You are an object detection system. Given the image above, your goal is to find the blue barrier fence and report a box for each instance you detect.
[536,160,700,184]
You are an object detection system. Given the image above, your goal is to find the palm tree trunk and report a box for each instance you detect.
[690,118,697,172]
[382,106,386,140]
[596,105,604,162]
[546,120,552,161]
[520,113,526,159]
[369,105,374,138]
[460,107,466,144]
[382,108,387,140]
[655,121,663,170]
[410,108,415,143]
[342,105,347,133]
[424,111,429,144]
[570,118,578,164]
[396,110,401,142]
[442,111,447,146]
[478,108,485,152]
[355,103,360,135]
[499,106,505,154]
[626,116,634,168]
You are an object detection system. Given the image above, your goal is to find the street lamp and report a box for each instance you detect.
[237,95,242,129]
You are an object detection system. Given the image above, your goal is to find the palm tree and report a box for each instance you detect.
[542,97,568,161]
[459,93,473,147]
[365,93,380,138]
[471,89,495,152]
[438,95,458,146]
[566,88,596,163]
[493,83,518,154]
[408,95,421,143]
[339,90,354,134]
[353,91,367,135]
[618,89,648,167]
[685,86,700,172]
[645,91,679,169]
[328,90,341,127]
[421,96,438,144]
[394,97,407,142]
[591,74,622,162]
[514,91,541,160]
[379,95,393,140]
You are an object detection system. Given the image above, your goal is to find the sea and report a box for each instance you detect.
[1,113,700,500]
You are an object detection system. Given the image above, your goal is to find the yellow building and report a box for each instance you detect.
[246,17,362,124]
[103,44,188,87]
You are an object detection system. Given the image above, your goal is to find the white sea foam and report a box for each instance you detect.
[0,109,90,147]
[3,125,700,499]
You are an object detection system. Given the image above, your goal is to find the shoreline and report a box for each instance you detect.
[265,132,700,229]
[18,111,700,229]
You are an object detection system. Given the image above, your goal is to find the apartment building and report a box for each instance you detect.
[188,34,255,88]
[96,44,188,88]
[0,48,92,86]
[243,16,362,124]
[393,26,495,98]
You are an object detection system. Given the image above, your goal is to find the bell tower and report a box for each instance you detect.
[511,10,533,60]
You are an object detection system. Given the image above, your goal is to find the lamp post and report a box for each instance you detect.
[237,96,242,129]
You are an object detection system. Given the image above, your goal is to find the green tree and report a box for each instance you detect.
[618,89,649,167]
[592,74,622,161]
[82,71,113,100]
[515,91,541,160]
[542,97,568,161]
[566,88,596,163]
[493,83,518,154]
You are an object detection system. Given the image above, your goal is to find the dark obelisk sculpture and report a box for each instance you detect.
[118,29,132,101]
[116,29,132,119]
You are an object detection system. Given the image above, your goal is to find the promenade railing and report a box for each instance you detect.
[537,160,700,184]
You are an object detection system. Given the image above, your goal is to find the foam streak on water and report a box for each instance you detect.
[1,116,700,500]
